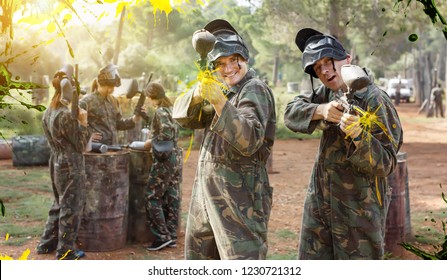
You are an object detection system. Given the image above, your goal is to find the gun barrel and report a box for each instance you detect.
[71,64,79,119]
[107,145,124,151]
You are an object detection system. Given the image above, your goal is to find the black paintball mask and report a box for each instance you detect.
[97,64,121,87]
[204,19,249,69]
[295,28,348,78]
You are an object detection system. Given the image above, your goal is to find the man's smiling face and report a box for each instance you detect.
[214,54,248,87]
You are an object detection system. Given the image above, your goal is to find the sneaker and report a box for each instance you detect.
[168,241,177,248]
[146,240,172,251]
[57,249,86,260]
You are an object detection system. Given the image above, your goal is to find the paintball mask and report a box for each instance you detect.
[295,28,348,78]
[54,64,75,106]
[204,19,249,65]
[97,64,121,87]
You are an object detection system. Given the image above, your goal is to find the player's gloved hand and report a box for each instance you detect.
[198,81,226,105]
[321,101,344,123]
[78,108,88,127]
[340,113,362,140]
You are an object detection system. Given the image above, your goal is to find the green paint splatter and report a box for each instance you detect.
[414,0,447,40]
[408,33,418,42]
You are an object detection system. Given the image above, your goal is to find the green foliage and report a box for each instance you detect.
[400,184,447,259]
[267,250,298,260]
[275,229,297,240]
[0,106,45,139]
[0,168,52,244]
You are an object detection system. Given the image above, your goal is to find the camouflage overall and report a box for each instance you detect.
[79,91,135,145]
[37,106,90,259]
[284,80,403,259]
[145,107,182,243]
[173,69,276,259]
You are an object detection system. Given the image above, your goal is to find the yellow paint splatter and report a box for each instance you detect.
[196,64,227,102]
[58,249,72,260]
[0,248,31,260]
[5,233,9,241]
[344,104,400,206]
[149,0,173,25]
[175,62,227,162]
[184,132,194,163]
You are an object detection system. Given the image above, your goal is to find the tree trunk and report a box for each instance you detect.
[272,55,279,87]
[445,45,447,114]
[328,0,344,43]
[424,55,433,117]
[113,6,126,65]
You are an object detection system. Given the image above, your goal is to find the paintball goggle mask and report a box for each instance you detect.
[53,64,75,106]
[97,64,121,87]
[204,19,249,67]
[295,28,348,78]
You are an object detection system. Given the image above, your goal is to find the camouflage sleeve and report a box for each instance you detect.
[58,111,90,153]
[284,86,328,134]
[210,81,274,156]
[151,108,175,141]
[41,112,54,150]
[172,87,213,129]
[78,94,96,136]
[346,88,403,177]
[112,96,136,131]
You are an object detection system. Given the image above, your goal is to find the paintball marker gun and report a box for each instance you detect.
[336,64,370,115]
[127,73,153,123]
[72,64,80,120]
[90,141,149,153]
[192,29,216,71]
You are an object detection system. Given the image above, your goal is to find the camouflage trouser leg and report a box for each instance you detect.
[146,154,179,241]
[164,148,182,240]
[163,182,180,240]
[185,162,273,260]
[298,173,390,260]
[38,156,59,252]
[184,183,220,259]
[54,154,85,258]
[37,201,60,252]
[146,196,170,241]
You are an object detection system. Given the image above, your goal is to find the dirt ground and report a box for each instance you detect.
[1,102,446,260]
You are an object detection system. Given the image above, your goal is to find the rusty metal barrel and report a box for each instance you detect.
[78,150,130,251]
[385,151,411,257]
[0,139,12,160]
[127,149,154,243]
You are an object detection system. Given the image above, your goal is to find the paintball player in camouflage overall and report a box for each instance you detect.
[79,64,140,145]
[429,83,445,118]
[36,64,90,260]
[142,82,181,251]
[173,19,276,260]
[284,28,403,259]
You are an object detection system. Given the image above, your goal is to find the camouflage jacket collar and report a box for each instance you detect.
[225,68,256,97]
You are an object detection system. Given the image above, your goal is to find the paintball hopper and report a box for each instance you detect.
[341,65,370,94]
[125,79,141,99]
[192,29,216,70]
[54,64,75,106]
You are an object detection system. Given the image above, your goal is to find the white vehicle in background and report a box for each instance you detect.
[386,78,414,103]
